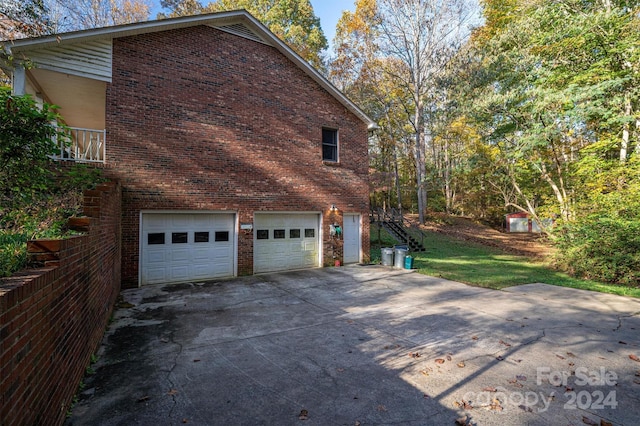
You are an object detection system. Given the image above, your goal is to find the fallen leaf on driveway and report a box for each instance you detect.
[482,387,497,392]
[582,416,598,425]
[409,352,421,358]
[167,389,178,396]
[630,354,640,362]
[454,400,473,410]
[556,354,565,360]
[471,336,479,340]
[601,420,613,426]
[455,415,468,425]
[518,405,533,413]
[298,409,309,420]
[420,367,432,376]
[496,356,504,361]
[457,362,465,368]
[376,404,387,412]
[566,352,576,357]
[435,358,445,364]
[489,398,503,411]
[499,340,511,347]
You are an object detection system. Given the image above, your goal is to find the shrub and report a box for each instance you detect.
[0,86,68,205]
[553,217,640,286]
[0,165,105,277]
[0,232,29,277]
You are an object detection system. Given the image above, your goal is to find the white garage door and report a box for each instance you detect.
[254,213,320,274]
[141,213,235,285]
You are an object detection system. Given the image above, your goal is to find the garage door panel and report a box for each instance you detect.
[170,266,189,281]
[170,249,190,262]
[146,248,166,263]
[141,213,235,285]
[171,216,190,227]
[192,264,213,277]
[192,248,212,261]
[146,268,166,282]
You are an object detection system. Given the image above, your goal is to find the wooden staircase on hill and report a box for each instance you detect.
[370,208,426,252]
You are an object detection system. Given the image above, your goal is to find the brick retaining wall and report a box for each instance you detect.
[0,181,121,425]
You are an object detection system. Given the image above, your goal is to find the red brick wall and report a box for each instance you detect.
[0,181,121,426]
[105,26,370,287]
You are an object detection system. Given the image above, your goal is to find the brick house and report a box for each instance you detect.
[6,11,376,288]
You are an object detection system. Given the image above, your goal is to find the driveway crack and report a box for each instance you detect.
[166,332,183,420]
[614,311,640,332]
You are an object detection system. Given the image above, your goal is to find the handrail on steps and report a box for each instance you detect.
[371,207,425,250]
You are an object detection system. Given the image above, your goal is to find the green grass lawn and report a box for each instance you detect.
[370,223,640,298]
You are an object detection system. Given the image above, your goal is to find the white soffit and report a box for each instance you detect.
[25,40,112,82]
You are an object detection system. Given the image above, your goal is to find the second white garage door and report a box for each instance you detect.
[141,213,235,285]
[253,213,320,274]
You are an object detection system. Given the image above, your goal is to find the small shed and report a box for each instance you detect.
[505,212,542,233]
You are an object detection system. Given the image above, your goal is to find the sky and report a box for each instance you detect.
[149,1,354,51]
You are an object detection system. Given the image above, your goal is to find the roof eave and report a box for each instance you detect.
[7,10,377,129]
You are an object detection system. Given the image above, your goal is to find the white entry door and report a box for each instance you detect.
[141,212,235,285]
[343,213,361,264]
[253,213,320,273]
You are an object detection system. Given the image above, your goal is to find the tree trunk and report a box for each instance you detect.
[393,143,402,215]
[538,162,572,222]
[444,136,453,213]
[415,105,427,224]
[635,117,640,155]
[621,95,631,163]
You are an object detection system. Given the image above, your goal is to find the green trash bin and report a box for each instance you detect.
[404,255,414,269]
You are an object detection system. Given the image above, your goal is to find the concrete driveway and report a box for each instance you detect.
[67,266,640,426]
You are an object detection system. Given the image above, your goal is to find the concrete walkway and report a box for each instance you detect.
[67,266,640,425]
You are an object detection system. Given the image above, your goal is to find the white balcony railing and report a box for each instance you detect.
[54,127,105,163]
